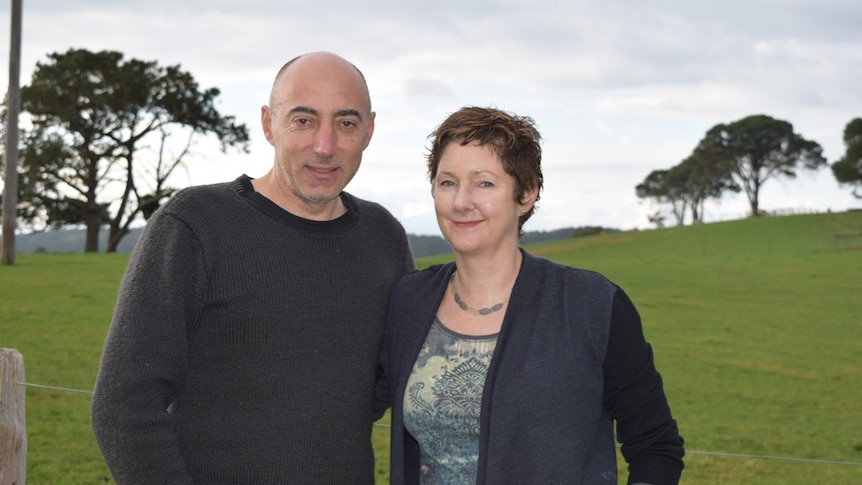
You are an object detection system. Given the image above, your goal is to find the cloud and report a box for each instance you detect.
[403,78,457,99]
[2,0,860,235]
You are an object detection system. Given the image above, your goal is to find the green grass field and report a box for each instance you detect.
[2,211,861,484]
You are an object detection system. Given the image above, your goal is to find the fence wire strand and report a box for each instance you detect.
[17,381,94,395]
[684,449,862,467]
[17,381,862,468]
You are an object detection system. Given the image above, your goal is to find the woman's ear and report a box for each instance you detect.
[520,187,539,211]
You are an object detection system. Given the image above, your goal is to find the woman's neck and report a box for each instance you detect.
[451,248,523,301]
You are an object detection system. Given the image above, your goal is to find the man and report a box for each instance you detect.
[91,52,414,484]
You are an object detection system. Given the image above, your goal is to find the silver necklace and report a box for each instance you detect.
[449,271,509,316]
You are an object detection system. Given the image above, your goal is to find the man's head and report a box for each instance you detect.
[261,52,375,219]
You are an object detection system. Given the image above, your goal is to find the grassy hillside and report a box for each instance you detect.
[1,211,860,483]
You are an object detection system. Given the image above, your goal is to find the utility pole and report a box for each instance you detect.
[2,0,23,264]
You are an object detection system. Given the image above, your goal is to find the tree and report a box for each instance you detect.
[697,114,826,217]
[831,117,862,198]
[677,145,739,224]
[636,169,688,226]
[14,48,250,252]
[635,151,738,227]
[13,127,77,228]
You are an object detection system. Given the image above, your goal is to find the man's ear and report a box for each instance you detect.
[363,111,376,149]
[261,105,274,145]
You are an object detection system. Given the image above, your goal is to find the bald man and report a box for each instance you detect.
[92,52,414,484]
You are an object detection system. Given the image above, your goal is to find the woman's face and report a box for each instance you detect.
[433,141,533,256]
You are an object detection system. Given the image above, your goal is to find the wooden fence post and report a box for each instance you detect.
[0,348,26,485]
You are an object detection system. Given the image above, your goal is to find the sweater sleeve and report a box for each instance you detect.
[91,211,203,484]
[602,287,685,485]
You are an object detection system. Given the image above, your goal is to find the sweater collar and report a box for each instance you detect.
[232,174,359,237]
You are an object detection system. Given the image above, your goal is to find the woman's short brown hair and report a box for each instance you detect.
[426,106,544,236]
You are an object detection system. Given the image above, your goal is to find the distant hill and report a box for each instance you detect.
[11,225,619,258]
[13,227,144,255]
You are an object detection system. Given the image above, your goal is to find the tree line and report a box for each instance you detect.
[3,48,862,251]
[636,114,862,227]
[15,225,612,258]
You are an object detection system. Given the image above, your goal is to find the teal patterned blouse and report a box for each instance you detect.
[403,317,498,485]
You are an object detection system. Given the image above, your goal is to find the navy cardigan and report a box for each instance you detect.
[377,250,684,485]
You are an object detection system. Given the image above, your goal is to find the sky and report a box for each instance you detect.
[1,0,861,236]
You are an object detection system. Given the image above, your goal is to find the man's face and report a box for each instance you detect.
[261,54,375,218]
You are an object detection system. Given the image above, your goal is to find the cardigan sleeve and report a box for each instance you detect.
[602,287,685,485]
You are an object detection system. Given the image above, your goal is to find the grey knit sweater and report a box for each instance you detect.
[92,175,414,484]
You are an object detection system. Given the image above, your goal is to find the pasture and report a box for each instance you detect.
[1,211,861,483]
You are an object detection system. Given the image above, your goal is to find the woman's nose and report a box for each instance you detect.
[453,186,474,211]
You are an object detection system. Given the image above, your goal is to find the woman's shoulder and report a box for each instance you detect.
[519,253,624,311]
[387,263,453,317]
[523,252,615,286]
[398,262,453,287]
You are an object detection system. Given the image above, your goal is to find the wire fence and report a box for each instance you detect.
[15,380,862,468]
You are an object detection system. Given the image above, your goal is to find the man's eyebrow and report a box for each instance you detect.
[287,106,318,116]
[335,109,363,120]
[287,106,363,121]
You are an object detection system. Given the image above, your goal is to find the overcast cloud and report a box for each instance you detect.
[2,0,860,235]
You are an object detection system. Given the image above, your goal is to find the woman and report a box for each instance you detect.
[378,106,684,484]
